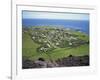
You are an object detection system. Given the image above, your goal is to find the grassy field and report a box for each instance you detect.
[22,27,89,62]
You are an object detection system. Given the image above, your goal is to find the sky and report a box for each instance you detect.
[22,11,89,20]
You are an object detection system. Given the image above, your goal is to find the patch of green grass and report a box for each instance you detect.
[49,44,89,60]
[72,30,89,41]
[28,44,89,61]
[22,32,40,59]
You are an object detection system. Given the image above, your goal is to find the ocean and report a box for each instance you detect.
[22,19,89,34]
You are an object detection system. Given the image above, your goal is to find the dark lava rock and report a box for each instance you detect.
[22,55,89,69]
[56,55,89,67]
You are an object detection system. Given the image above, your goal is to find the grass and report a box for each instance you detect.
[22,27,89,61]
[22,32,40,59]
[49,44,89,60]
[72,30,89,41]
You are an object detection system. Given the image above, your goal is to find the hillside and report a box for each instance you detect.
[22,26,89,68]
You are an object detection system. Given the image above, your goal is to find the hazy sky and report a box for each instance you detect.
[22,11,89,20]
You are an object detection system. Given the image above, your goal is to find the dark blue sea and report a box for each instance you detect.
[22,19,89,34]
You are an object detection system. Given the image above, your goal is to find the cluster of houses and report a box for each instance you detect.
[29,27,88,53]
